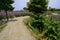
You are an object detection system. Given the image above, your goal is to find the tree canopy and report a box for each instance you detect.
[0,0,14,21]
[0,0,14,11]
[27,0,48,14]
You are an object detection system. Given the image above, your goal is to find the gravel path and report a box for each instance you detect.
[0,16,36,40]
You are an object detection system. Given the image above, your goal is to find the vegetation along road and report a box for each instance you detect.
[0,16,36,40]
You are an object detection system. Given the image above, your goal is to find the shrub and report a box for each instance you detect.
[30,14,47,32]
[44,17,60,40]
[15,14,20,17]
[8,15,14,19]
[29,14,60,40]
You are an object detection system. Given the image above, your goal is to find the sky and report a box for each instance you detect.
[48,0,60,8]
[12,0,29,11]
[12,0,60,11]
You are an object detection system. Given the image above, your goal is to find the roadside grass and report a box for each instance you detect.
[23,17,47,40]
[0,23,7,32]
[23,17,38,40]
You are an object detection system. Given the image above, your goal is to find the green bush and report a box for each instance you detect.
[15,14,21,17]
[8,15,14,19]
[44,17,60,40]
[29,14,60,40]
[30,14,47,32]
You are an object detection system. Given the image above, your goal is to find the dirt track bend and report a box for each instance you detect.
[0,16,36,40]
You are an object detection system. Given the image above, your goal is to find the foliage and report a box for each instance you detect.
[15,14,21,17]
[0,0,14,11]
[30,14,47,33]
[0,23,7,32]
[8,15,14,19]
[29,14,60,40]
[26,0,48,14]
[0,15,14,20]
[49,7,60,11]
[26,0,60,40]
[44,17,60,40]
[0,0,14,21]
[0,15,4,20]
[0,15,6,20]
[26,0,49,33]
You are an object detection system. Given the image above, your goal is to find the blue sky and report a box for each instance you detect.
[12,0,60,11]
[48,0,60,8]
[12,0,29,11]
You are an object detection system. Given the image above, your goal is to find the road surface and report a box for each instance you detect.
[0,16,36,40]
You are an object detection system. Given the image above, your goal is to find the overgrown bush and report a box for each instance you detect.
[30,14,47,32]
[29,14,60,40]
[44,17,60,40]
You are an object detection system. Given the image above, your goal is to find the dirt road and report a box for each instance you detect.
[0,16,36,40]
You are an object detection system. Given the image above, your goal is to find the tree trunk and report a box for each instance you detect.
[5,11,8,22]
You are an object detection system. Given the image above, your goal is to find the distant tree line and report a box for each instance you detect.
[49,7,60,11]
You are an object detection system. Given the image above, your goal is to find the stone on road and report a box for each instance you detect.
[0,16,36,40]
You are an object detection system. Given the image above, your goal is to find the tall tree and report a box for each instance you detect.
[27,0,48,14]
[0,0,14,22]
[26,0,49,32]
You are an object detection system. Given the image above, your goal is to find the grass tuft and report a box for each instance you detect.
[0,23,7,32]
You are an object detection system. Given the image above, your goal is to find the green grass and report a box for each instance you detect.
[0,23,7,32]
[24,17,47,40]
[23,17,40,40]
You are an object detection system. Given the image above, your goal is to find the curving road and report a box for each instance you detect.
[0,16,36,40]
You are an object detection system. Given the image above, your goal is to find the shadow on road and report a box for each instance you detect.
[8,19,17,22]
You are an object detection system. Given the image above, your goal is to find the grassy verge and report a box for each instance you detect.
[24,17,47,40]
[0,23,7,32]
[23,17,40,40]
